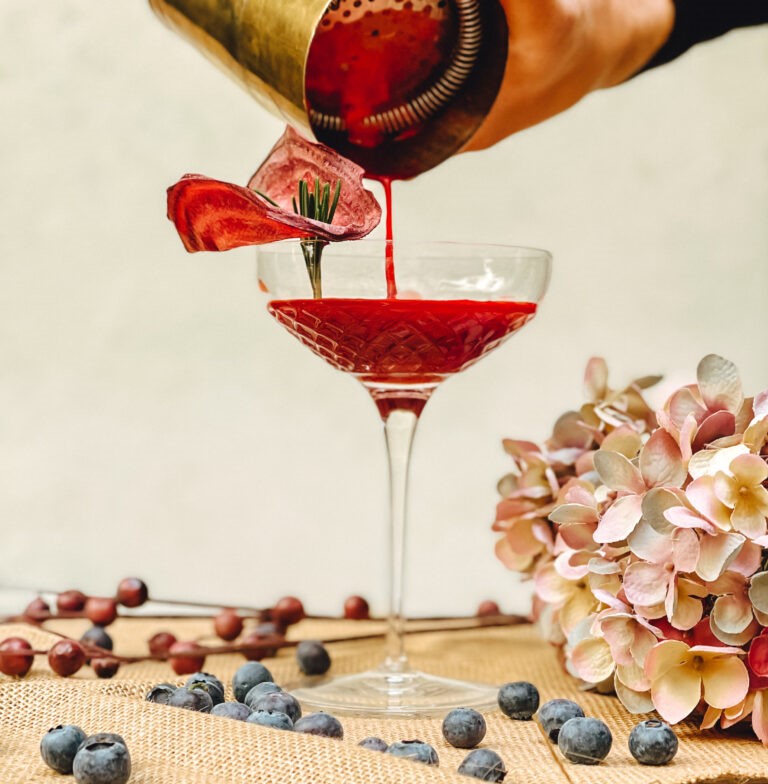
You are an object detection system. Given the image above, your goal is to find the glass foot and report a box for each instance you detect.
[291,666,498,717]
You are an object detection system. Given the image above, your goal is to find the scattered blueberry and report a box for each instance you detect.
[458,748,507,782]
[294,712,344,739]
[72,736,131,784]
[442,707,487,749]
[538,699,585,742]
[296,640,331,676]
[557,717,612,765]
[80,626,114,652]
[167,685,214,713]
[145,683,177,705]
[233,660,274,702]
[628,719,678,765]
[211,701,252,721]
[186,671,225,705]
[247,709,295,731]
[40,724,87,774]
[243,681,283,710]
[251,691,302,723]
[497,681,539,720]
[386,740,439,766]
[358,736,388,752]
[81,733,127,747]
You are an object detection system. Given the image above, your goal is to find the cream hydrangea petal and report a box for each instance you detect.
[615,677,655,714]
[624,562,669,609]
[709,617,760,647]
[731,453,768,485]
[570,637,615,684]
[594,494,643,543]
[645,639,690,679]
[651,666,701,724]
[549,504,599,525]
[696,533,744,582]
[601,427,643,459]
[751,690,768,745]
[534,563,573,604]
[669,583,703,631]
[559,589,597,634]
[700,655,749,710]
[504,520,546,557]
[640,428,687,488]
[643,487,684,535]
[593,450,645,494]
[616,660,651,692]
[700,705,722,730]
[712,594,753,634]
[664,506,716,533]
[714,472,739,508]
[748,572,768,614]
[551,411,593,450]
[686,475,733,530]
[731,499,768,539]
[689,444,748,480]
[628,519,673,562]
[494,537,533,571]
[697,354,743,413]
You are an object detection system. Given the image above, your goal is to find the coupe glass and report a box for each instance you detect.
[258,240,551,716]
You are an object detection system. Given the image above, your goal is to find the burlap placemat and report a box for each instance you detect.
[1,618,766,783]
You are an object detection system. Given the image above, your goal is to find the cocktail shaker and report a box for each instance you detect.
[149,0,507,177]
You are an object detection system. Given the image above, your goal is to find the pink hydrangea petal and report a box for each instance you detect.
[651,666,701,724]
[559,524,599,552]
[594,494,643,544]
[624,562,669,607]
[601,427,643,459]
[748,634,768,677]
[600,616,635,666]
[697,354,743,414]
[712,594,753,634]
[555,550,591,580]
[584,357,608,402]
[731,453,768,485]
[669,582,703,631]
[494,537,533,571]
[640,428,686,489]
[664,506,715,533]
[695,533,744,582]
[570,637,615,684]
[692,411,736,452]
[678,413,698,464]
[593,451,645,494]
[551,411,593,450]
[616,661,651,692]
[700,704,722,730]
[535,563,573,604]
[503,520,546,557]
[666,387,706,429]
[700,655,749,709]
[645,639,690,680]
[671,528,701,573]
[728,540,763,577]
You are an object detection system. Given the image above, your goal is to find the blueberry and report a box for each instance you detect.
[294,712,344,739]
[386,740,439,766]
[557,717,612,765]
[247,709,294,731]
[211,701,252,721]
[167,685,214,712]
[233,661,274,702]
[185,671,225,705]
[537,699,584,742]
[442,707,486,749]
[40,724,87,774]
[80,626,114,652]
[79,733,127,749]
[72,737,131,784]
[358,736,388,752]
[628,719,678,765]
[458,748,507,782]
[243,681,283,709]
[251,691,301,723]
[296,640,332,676]
[145,683,177,705]
[497,681,539,720]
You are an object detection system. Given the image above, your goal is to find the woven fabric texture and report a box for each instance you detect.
[1,617,766,783]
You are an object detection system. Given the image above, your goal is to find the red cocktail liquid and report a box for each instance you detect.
[268,298,536,418]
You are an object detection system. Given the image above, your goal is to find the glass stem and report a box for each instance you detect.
[383,407,419,672]
[300,239,324,299]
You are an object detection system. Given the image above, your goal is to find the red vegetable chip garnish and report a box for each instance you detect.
[167,126,381,252]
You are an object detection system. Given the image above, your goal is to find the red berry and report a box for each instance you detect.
[148,631,177,657]
[213,608,243,641]
[91,657,120,678]
[168,641,206,675]
[476,600,501,617]
[48,640,86,677]
[271,596,305,627]
[343,595,370,620]
[85,597,118,627]
[116,577,149,608]
[22,597,50,622]
[0,637,34,676]
[241,632,280,661]
[56,590,87,614]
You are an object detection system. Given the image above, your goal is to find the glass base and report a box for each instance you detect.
[291,665,498,718]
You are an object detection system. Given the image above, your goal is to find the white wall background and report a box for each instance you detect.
[1,3,766,618]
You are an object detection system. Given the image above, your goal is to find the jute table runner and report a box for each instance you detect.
[1,617,766,783]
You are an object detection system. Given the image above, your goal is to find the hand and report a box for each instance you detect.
[464,0,674,151]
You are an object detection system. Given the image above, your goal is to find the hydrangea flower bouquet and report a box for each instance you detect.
[493,355,768,741]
